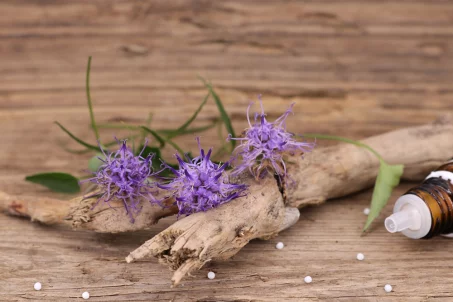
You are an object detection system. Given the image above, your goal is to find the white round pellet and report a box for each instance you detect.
[304,276,312,283]
[34,282,42,291]
[356,253,365,261]
[276,242,284,249]
[363,208,370,215]
[82,291,90,300]
[207,271,215,280]
[384,284,392,293]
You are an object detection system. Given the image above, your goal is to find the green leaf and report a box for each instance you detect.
[199,77,236,149]
[59,135,141,155]
[166,139,185,155]
[212,142,229,160]
[86,56,100,141]
[137,145,161,171]
[96,123,140,130]
[55,121,100,151]
[25,172,80,193]
[137,145,177,178]
[151,150,168,174]
[97,122,217,138]
[136,145,160,158]
[141,126,185,155]
[363,161,404,231]
[177,94,209,131]
[140,126,165,148]
[146,112,153,126]
[162,122,218,139]
[141,112,153,142]
[88,152,105,172]
[131,135,136,154]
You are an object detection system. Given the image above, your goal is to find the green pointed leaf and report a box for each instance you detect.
[55,121,99,151]
[137,145,162,171]
[159,122,217,139]
[96,123,140,130]
[86,56,100,141]
[159,166,178,178]
[140,126,165,148]
[88,152,105,172]
[141,126,185,155]
[363,160,404,231]
[166,139,185,155]
[59,137,125,154]
[136,145,160,157]
[96,121,217,139]
[137,145,177,178]
[177,94,209,131]
[199,77,236,149]
[60,146,95,155]
[25,172,80,193]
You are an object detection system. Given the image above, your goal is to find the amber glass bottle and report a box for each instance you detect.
[385,160,453,239]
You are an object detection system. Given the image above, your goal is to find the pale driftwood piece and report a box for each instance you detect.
[286,115,453,208]
[125,176,286,286]
[0,191,178,233]
[126,117,453,286]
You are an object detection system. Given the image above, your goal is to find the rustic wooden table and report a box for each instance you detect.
[2,1,453,301]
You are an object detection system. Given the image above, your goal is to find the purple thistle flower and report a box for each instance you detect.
[159,138,247,216]
[82,140,159,222]
[228,95,315,179]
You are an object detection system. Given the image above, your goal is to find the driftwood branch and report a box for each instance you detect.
[125,176,286,285]
[0,191,177,233]
[126,116,453,285]
[286,115,453,208]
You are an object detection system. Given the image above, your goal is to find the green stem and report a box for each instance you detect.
[303,133,384,161]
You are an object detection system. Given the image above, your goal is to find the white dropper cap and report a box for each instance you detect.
[384,194,431,239]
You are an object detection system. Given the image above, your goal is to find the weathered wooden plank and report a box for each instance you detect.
[1,0,453,300]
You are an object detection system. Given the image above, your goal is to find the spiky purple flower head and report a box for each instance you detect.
[228,95,315,179]
[159,138,247,216]
[82,140,159,222]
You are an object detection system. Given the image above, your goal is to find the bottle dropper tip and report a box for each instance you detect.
[384,216,399,233]
[384,205,422,234]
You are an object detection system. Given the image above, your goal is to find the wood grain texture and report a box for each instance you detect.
[1,0,453,301]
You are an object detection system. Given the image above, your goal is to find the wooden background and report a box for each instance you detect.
[1,1,453,301]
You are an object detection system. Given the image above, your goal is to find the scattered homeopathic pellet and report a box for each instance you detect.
[82,291,90,300]
[384,284,392,293]
[33,282,42,291]
[207,272,216,280]
[363,208,370,215]
[276,242,284,249]
[356,253,365,261]
[304,276,312,284]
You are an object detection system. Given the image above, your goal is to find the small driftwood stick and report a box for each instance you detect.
[0,191,177,233]
[126,116,453,286]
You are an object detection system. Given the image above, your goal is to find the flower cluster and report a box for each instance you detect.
[82,95,312,222]
[228,95,314,179]
[159,138,247,216]
[83,140,159,222]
